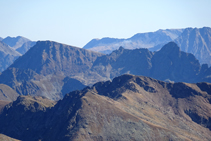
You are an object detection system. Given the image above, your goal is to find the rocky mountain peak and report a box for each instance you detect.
[2,36,31,49]
[159,41,180,54]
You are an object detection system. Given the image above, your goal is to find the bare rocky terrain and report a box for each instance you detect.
[0,41,21,72]
[0,41,211,101]
[1,74,211,141]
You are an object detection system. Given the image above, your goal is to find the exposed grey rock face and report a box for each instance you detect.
[0,41,103,100]
[0,84,19,101]
[92,42,209,83]
[2,36,30,50]
[85,27,211,66]
[2,36,36,55]
[1,74,211,141]
[174,27,211,66]
[0,41,21,72]
[16,41,36,55]
[83,29,184,54]
[1,41,211,100]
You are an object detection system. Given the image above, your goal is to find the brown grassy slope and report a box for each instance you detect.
[43,74,211,141]
[0,134,20,141]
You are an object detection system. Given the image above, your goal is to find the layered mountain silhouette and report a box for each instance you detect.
[0,41,103,100]
[2,36,36,55]
[1,74,211,140]
[174,27,211,66]
[92,42,211,83]
[84,29,184,54]
[0,41,211,100]
[0,41,21,72]
[2,36,31,50]
[84,27,211,66]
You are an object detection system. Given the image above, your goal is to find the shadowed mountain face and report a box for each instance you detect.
[85,27,211,66]
[0,41,21,72]
[0,41,103,100]
[83,29,184,54]
[150,27,211,66]
[1,74,211,141]
[92,42,208,83]
[9,41,103,76]
[0,41,211,100]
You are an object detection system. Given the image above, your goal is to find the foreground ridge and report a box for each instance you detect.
[1,74,211,140]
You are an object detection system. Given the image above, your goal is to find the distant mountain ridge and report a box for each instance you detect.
[0,41,21,72]
[83,29,184,54]
[2,36,30,49]
[84,27,211,66]
[2,36,36,55]
[174,27,211,65]
[0,41,211,100]
[92,42,210,83]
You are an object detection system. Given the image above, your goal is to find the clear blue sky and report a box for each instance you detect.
[0,0,210,47]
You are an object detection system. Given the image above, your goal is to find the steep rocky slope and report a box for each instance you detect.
[0,134,20,141]
[92,42,210,83]
[0,84,19,101]
[0,41,103,100]
[85,27,211,66]
[0,41,21,72]
[0,41,211,100]
[16,41,36,55]
[1,74,211,141]
[174,27,211,66]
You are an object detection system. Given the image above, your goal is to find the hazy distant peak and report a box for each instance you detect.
[0,41,21,56]
[2,36,31,49]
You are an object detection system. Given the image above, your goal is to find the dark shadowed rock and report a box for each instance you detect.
[1,74,211,140]
[151,42,201,82]
[0,41,103,100]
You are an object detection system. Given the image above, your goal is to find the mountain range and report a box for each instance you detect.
[2,36,36,53]
[0,41,211,101]
[83,29,184,54]
[1,28,211,140]
[1,74,211,140]
[0,41,103,100]
[84,27,211,66]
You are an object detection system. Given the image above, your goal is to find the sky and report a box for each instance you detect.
[0,0,211,47]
